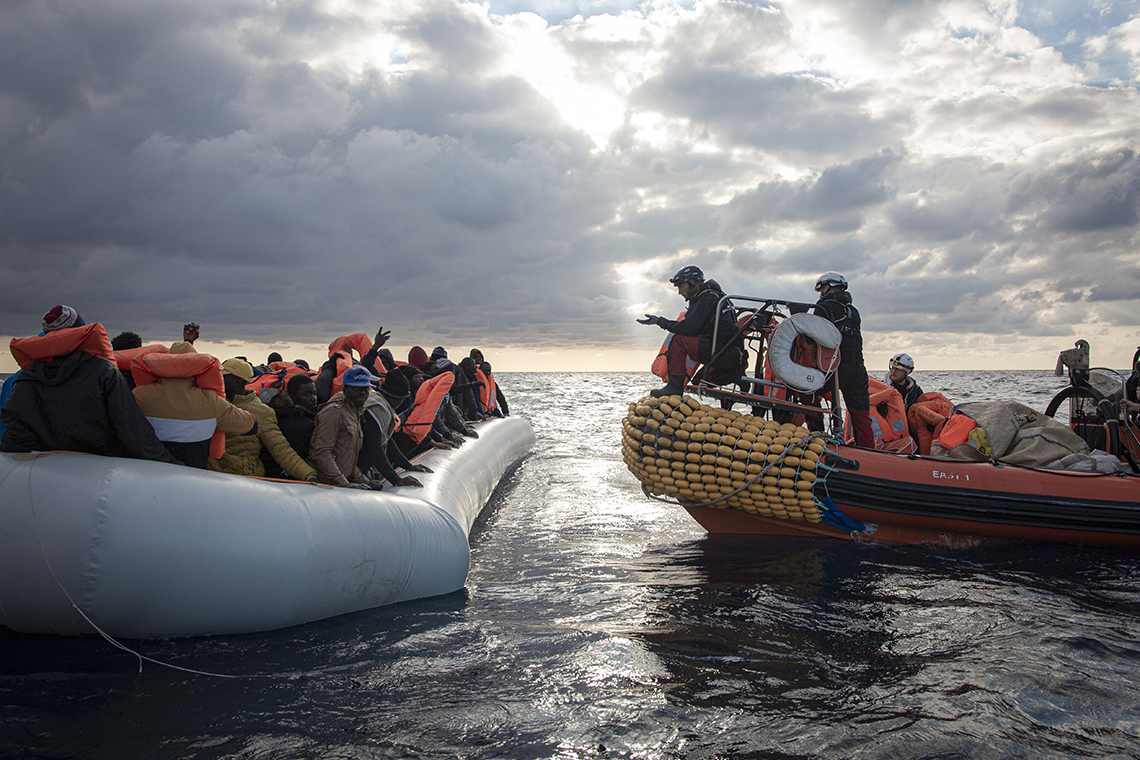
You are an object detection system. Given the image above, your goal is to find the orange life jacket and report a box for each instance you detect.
[245,361,312,399]
[934,412,978,451]
[845,377,909,447]
[650,311,686,381]
[10,323,115,370]
[907,392,954,455]
[476,369,497,413]
[398,372,454,444]
[112,344,168,371]
[754,355,820,428]
[131,348,227,458]
[762,332,835,398]
[328,333,373,396]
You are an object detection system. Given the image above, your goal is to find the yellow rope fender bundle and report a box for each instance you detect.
[621,394,831,523]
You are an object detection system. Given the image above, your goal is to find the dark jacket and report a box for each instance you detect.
[451,365,483,422]
[889,375,924,410]
[1,350,176,463]
[789,289,869,411]
[264,395,316,474]
[657,281,738,350]
[811,290,867,385]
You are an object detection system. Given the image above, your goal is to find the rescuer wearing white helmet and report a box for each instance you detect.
[886,352,924,410]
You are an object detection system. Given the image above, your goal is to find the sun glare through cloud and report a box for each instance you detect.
[0,0,1138,373]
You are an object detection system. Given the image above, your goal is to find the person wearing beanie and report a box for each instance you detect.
[356,368,434,488]
[207,359,318,482]
[41,304,85,332]
[453,357,485,421]
[308,366,384,489]
[469,349,509,416]
[405,346,428,371]
[2,307,177,464]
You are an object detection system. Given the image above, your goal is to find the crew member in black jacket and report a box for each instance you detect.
[792,273,874,448]
[638,265,739,398]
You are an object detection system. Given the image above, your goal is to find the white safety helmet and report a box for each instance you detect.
[889,352,915,373]
[815,272,848,292]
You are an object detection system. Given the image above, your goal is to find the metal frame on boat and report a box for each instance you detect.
[638,295,1140,548]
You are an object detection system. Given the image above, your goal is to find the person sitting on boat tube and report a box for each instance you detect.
[637,265,741,398]
[265,374,320,471]
[885,352,924,410]
[419,362,478,443]
[357,368,434,488]
[1,305,179,464]
[131,341,259,468]
[308,365,384,490]
[470,348,510,416]
[207,358,319,482]
[389,366,452,452]
[790,273,875,448]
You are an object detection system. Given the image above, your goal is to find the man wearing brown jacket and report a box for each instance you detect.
[308,366,384,490]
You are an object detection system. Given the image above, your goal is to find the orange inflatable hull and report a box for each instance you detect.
[683,443,1140,548]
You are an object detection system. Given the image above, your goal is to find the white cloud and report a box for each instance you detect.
[1,0,1138,373]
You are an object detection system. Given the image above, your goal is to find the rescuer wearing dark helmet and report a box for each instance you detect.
[638,265,739,398]
[792,272,874,447]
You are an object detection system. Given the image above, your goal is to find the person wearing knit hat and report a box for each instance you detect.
[408,346,429,370]
[42,305,85,333]
[308,366,384,490]
[209,358,318,482]
[2,309,176,463]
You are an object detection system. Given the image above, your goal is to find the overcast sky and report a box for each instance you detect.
[2,0,1138,373]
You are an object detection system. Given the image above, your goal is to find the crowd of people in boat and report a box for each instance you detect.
[638,266,1140,454]
[0,305,509,491]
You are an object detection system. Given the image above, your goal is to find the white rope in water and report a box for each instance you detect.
[24,453,264,679]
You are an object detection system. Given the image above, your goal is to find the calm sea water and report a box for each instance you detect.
[3,371,1140,759]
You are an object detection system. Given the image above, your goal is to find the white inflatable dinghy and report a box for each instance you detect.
[0,416,534,639]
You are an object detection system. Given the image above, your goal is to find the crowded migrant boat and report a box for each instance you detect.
[0,305,510,489]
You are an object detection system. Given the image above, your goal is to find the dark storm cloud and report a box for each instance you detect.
[1,0,1139,368]
[0,0,619,348]
[721,150,901,241]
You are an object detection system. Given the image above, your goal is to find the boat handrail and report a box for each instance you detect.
[689,294,844,436]
[1087,367,1128,415]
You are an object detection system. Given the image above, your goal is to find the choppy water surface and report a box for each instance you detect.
[3,371,1140,759]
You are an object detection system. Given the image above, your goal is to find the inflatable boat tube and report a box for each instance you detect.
[767,313,842,393]
[0,416,534,639]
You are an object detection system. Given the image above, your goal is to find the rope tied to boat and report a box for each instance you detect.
[23,452,269,679]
